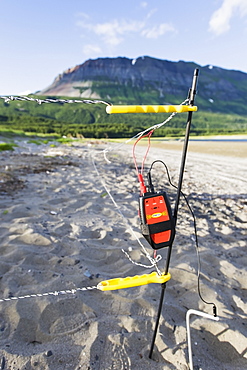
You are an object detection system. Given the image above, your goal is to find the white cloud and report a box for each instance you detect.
[140,1,148,8]
[93,20,123,46]
[93,19,145,46]
[76,13,176,48]
[209,0,247,35]
[76,12,90,20]
[141,23,176,39]
[83,44,102,56]
[146,8,158,20]
[77,18,144,47]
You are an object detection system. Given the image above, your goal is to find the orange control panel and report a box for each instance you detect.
[139,192,175,249]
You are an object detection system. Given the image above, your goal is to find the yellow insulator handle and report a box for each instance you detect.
[97,271,171,291]
[106,105,197,114]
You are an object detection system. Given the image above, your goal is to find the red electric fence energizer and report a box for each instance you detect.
[136,168,175,250]
[139,191,175,250]
[133,132,176,250]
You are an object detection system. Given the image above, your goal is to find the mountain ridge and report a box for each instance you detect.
[39,56,247,115]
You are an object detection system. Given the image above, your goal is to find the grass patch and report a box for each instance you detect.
[27,138,57,145]
[0,128,26,137]
[27,139,43,145]
[56,137,75,144]
[0,143,17,151]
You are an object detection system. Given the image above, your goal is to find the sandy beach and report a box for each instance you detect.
[0,138,246,369]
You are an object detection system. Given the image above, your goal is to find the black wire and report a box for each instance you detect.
[148,160,173,190]
[148,160,217,316]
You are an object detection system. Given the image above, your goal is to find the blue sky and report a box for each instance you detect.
[1,0,247,95]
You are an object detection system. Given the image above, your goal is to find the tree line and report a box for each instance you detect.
[0,97,247,138]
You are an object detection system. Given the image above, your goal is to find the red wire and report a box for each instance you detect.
[132,130,154,176]
[133,130,154,195]
[141,130,154,175]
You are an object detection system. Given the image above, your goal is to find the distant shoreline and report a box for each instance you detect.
[1,133,247,158]
[150,134,247,141]
[151,139,247,158]
[117,135,247,158]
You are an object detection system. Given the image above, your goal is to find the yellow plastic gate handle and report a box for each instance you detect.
[97,271,171,291]
[106,105,197,114]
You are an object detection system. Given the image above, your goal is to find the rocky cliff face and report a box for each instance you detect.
[39,56,247,115]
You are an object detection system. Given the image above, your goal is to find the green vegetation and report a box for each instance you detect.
[0,96,247,139]
[56,137,75,144]
[0,143,17,151]
[27,139,44,145]
[27,138,56,145]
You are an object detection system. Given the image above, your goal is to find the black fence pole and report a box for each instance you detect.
[149,68,199,360]
[173,68,199,223]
